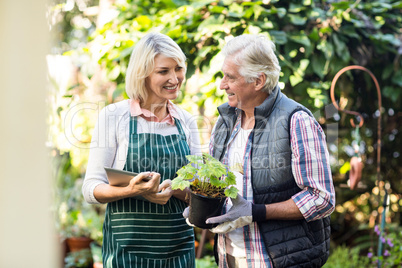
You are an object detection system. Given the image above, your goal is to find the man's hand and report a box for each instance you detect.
[182,207,195,227]
[206,194,266,234]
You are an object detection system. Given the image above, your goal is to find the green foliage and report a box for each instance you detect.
[65,248,93,268]
[52,152,104,243]
[328,220,402,267]
[57,177,104,242]
[90,242,102,264]
[48,0,98,54]
[85,2,402,193]
[88,0,402,109]
[172,153,238,198]
[367,224,402,267]
[323,245,370,268]
[195,255,218,268]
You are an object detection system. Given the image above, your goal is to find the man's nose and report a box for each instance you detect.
[220,77,228,90]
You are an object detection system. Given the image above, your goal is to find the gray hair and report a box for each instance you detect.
[222,35,281,94]
[125,32,186,101]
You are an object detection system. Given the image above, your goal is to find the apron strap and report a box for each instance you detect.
[130,116,138,135]
[174,118,186,137]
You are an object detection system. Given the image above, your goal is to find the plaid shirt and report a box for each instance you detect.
[209,110,335,267]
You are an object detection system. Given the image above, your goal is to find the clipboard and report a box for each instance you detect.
[104,167,148,187]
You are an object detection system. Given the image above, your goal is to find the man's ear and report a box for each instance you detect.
[255,73,267,91]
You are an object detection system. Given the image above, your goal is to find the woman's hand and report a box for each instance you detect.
[126,172,161,197]
[142,179,174,205]
[93,172,173,204]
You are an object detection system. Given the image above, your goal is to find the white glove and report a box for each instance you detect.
[206,194,266,234]
[182,207,195,227]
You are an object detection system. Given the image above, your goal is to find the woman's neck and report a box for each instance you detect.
[141,99,169,120]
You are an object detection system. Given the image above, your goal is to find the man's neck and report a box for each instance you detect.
[240,92,269,129]
[241,110,255,130]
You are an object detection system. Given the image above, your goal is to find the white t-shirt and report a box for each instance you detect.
[225,127,252,257]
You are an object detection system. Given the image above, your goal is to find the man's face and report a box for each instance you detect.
[220,57,257,109]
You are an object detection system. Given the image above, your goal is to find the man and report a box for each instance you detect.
[205,35,335,267]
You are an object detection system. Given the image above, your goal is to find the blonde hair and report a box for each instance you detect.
[125,32,186,101]
[222,35,281,94]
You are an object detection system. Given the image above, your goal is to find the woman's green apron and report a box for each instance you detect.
[102,116,195,267]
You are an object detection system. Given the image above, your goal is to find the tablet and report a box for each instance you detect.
[104,167,150,187]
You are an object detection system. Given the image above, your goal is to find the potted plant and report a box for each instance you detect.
[63,224,93,252]
[57,179,105,252]
[172,153,238,228]
[90,241,103,268]
[64,248,93,268]
[52,152,105,266]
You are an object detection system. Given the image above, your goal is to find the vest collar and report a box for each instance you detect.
[254,84,281,118]
[217,101,238,123]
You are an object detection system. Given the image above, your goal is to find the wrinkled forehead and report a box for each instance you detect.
[222,57,241,75]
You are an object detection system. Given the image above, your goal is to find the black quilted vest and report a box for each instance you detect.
[211,85,331,268]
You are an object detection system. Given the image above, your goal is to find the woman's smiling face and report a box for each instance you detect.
[145,54,185,105]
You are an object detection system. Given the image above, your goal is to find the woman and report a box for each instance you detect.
[83,32,201,267]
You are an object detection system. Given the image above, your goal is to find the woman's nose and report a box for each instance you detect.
[168,71,179,84]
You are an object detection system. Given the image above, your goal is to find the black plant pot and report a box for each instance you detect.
[189,192,225,229]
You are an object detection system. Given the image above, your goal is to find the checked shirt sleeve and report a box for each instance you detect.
[290,111,335,222]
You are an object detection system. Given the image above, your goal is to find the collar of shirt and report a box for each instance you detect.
[129,99,178,125]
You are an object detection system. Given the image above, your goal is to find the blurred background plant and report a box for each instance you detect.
[367,224,402,267]
[64,248,93,268]
[47,0,402,267]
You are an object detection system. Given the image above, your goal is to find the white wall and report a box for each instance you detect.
[0,0,58,267]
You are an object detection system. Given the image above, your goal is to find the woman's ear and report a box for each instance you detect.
[255,73,267,91]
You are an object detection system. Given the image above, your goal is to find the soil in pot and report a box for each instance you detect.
[189,192,225,229]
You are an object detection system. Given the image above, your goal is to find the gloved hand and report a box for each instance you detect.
[182,207,195,227]
[206,194,266,234]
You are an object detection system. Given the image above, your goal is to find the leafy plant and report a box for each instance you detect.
[57,177,104,243]
[323,245,369,268]
[90,242,103,264]
[172,153,238,198]
[65,248,93,268]
[195,255,218,268]
[367,224,402,267]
